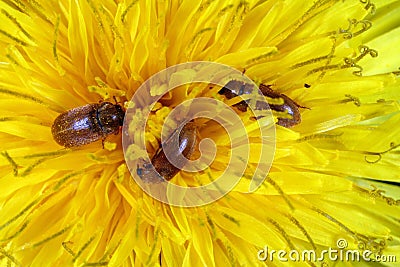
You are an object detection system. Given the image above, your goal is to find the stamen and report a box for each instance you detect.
[116,164,126,183]
[290,36,342,80]
[135,201,143,239]
[93,241,120,265]
[64,229,118,264]
[1,9,35,42]
[288,216,317,250]
[83,262,109,266]
[199,0,216,12]
[99,5,123,43]
[86,0,106,46]
[0,87,44,104]
[299,20,376,78]
[392,67,400,76]
[0,248,22,267]
[350,63,363,76]
[62,241,76,256]
[88,86,109,99]
[0,28,29,46]
[307,53,366,77]
[204,170,231,198]
[290,55,331,69]
[27,0,53,24]
[191,170,205,187]
[296,132,344,142]
[228,1,248,32]
[0,198,40,231]
[103,141,117,151]
[23,149,69,159]
[217,4,234,17]
[338,45,378,76]
[185,27,214,59]
[53,15,65,76]
[245,50,277,66]
[317,37,337,80]
[32,225,72,248]
[2,0,26,13]
[359,0,376,14]
[364,142,400,164]
[1,151,19,176]
[354,233,390,254]
[145,225,160,266]
[215,230,236,263]
[222,213,240,227]
[205,211,217,239]
[339,19,372,39]
[270,0,337,45]
[6,53,20,66]
[313,207,361,242]
[366,185,400,206]
[53,171,83,191]
[72,235,96,263]
[234,1,249,21]
[267,218,295,250]
[265,176,294,210]
[306,64,342,75]
[343,94,361,106]
[120,0,139,23]
[20,158,47,177]
[87,153,107,162]
[314,208,389,256]
[0,219,29,241]
[88,77,126,99]
[354,45,378,62]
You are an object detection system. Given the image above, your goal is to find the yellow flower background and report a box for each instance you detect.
[0,0,400,266]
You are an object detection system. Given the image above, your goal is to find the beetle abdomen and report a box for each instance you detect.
[51,104,104,147]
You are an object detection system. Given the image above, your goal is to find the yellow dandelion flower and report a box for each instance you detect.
[1,0,400,266]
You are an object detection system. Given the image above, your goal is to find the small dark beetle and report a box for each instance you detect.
[258,83,302,127]
[51,102,125,147]
[136,122,197,182]
[151,122,197,180]
[219,80,303,127]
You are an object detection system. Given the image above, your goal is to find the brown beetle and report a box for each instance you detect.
[136,122,197,183]
[51,102,125,147]
[258,83,302,127]
[218,80,302,127]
